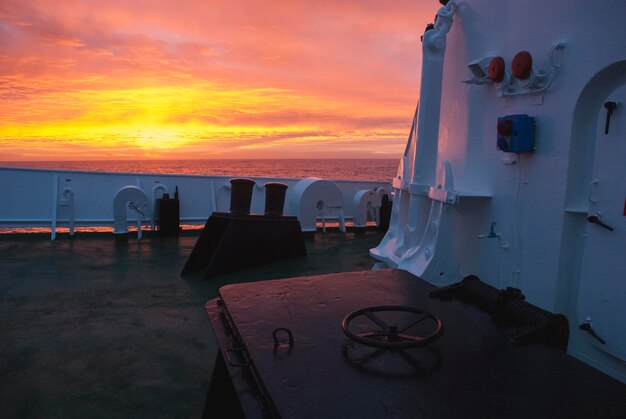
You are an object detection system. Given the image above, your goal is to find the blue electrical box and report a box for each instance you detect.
[496,114,535,153]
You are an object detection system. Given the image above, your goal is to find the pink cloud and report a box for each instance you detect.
[0,0,439,160]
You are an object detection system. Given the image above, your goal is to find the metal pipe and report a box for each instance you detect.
[51,173,58,241]
[151,183,169,231]
[61,187,75,236]
[406,2,456,249]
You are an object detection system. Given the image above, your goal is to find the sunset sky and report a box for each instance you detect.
[0,0,438,161]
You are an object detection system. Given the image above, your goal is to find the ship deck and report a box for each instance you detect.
[0,229,385,418]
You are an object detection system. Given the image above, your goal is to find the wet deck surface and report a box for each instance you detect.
[0,229,384,418]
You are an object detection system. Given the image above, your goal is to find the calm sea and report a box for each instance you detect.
[1,159,398,182]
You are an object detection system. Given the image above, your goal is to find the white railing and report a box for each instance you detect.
[0,167,391,237]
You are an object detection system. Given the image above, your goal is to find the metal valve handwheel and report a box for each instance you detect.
[342,305,444,349]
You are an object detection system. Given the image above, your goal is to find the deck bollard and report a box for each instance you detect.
[229,178,256,215]
[182,180,306,279]
[264,182,288,216]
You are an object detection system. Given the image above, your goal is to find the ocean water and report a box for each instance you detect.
[2,159,398,182]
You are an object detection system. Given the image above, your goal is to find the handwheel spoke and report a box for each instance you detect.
[362,310,390,331]
[398,314,429,333]
[342,305,443,349]
[397,333,425,343]
[358,332,391,338]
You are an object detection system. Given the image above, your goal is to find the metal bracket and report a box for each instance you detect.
[427,161,458,204]
[224,348,250,368]
[272,328,295,348]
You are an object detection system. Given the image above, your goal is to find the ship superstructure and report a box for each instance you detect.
[372,0,626,382]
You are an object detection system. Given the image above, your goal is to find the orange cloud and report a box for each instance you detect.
[0,0,438,160]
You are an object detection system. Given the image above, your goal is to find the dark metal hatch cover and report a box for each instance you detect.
[207,269,626,418]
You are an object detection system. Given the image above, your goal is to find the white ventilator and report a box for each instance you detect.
[113,185,149,239]
[288,178,345,232]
